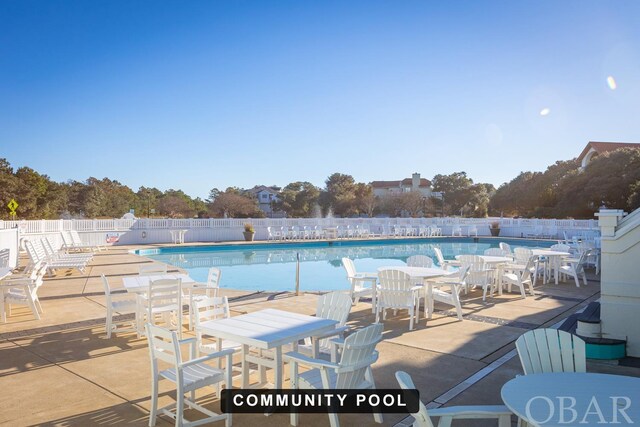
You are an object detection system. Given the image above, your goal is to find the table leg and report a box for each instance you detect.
[427,283,434,320]
[241,344,249,389]
[274,346,283,389]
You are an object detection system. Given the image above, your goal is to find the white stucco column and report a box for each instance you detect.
[596,208,640,356]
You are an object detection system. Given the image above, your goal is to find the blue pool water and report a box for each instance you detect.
[135,238,555,292]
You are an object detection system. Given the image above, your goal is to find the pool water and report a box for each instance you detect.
[136,238,554,292]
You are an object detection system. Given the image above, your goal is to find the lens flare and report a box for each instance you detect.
[539,108,550,116]
[607,76,617,90]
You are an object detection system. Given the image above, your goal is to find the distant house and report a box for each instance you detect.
[248,185,281,216]
[371,173,438,198]
[578,141,640,170]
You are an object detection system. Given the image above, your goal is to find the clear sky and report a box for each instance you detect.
[1,1,639,199]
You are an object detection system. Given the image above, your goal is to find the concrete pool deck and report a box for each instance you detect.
[1,244,638,426]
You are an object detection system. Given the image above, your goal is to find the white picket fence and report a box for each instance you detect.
[0,217,599,247]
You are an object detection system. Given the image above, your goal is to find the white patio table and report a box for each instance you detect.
[531,249,571,285]
[198,308,338,389]
[168,229,188,244]
[501,372,640,426]
[378,266,453,319]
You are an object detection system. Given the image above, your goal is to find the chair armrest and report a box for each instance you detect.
[181,348,236,368]
[312,325,349,340]
[284,351,338,370]
[329,337,345,349]
[179,337,197,359]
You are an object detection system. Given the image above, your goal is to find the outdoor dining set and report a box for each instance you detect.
[342,241,600,330]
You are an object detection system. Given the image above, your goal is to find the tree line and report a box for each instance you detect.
[1,148,639,220]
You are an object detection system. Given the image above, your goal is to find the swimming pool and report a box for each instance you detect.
[135,238,555,292]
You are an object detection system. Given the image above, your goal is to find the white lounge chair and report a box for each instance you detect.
[396,371,512,427]
[515,328,586,375]
[25,239,88,274]
[146,324,233,427]
[286,323,384,427]
[101,274,137,338]
[70,230,105,252]
[377,269,422,330]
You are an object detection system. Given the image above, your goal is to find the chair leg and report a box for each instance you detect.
[106,306,112,339]
[498,414,511,427]
[149,378,158,427]
[176,386,184,427]
[573,273,581,288]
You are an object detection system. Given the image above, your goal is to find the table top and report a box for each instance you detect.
[378,266,452,279]
[501,372,640,426]
[122,273,196,292]
[531,249,571,256]
[198,308,338,349]
[455,255,513,264]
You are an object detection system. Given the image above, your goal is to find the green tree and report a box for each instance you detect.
[431,172,474,215]
[321,173,357,217]
[208,187,263,218]
[274,181,321,217]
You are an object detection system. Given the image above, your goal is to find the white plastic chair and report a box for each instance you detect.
[286,323,384,427]
[377,269,422,330]
[101,274,137,338]
[467,225,478,237]
[498,242,512,255]
[515,328,586,374]
[483,248,507,256]
[1,261,47,322]
[432,247,460,270]
[451,225,463,237]
[299,291,352,361]
[187,267,221,330]
[457,255,492,300]
[341,257,376,308]
[407,255,434,268]
[146,323,233,427]
[558,250,589,287]
[501,256,537,298]
[396,371,512,427]
[138,278,183,339]
[426,266,470,321]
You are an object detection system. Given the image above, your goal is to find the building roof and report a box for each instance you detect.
[371,178,431,188]
[577,141,640,162]
[248,185,279,195]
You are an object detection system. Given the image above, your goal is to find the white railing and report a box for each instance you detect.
[0,217,599,246]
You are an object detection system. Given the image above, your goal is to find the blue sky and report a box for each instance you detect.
[1,1,639,199]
